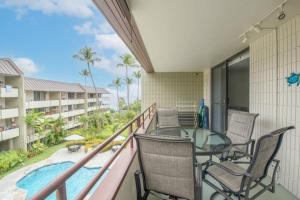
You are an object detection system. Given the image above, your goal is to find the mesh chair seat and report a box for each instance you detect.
[207,161,246,192]
[157,108,180,128]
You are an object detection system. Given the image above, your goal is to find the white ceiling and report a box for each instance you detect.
[128,0,300,72]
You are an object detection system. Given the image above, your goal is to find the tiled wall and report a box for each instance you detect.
[141,72,203,110]
[250,15,300,197]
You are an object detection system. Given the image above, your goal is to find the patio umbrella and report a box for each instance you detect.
[64,134,85,141]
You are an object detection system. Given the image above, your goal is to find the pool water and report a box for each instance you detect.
[17,162,106,200]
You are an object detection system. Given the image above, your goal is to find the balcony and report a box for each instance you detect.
[0,108,19,119]
[0,127,19,141]
[44,113,60,119]
[26,100,60,109]
[87,106,97,112]
[87,98,97,103]
[61,109,85,118]
[61,99,85,106]
[0,88,18,98]
[63,121,82,130]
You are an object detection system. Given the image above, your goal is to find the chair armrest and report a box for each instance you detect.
[207,160,252,177]
[231,139,253,147]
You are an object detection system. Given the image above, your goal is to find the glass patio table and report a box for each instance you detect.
[148,127,232,155]
[148,127,232,199]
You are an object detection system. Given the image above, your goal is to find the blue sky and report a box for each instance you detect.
[0,0,138,103]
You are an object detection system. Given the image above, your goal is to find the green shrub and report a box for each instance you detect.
[0,150,27,175]
[65,141,86,147]
[28,142,46,157]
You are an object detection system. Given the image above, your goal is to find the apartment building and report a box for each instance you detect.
[0,58,110,151]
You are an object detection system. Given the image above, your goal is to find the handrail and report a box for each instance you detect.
[31,103,156,200]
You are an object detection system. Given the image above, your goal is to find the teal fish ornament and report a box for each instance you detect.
[286,73,300,86]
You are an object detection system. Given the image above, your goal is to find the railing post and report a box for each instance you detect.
[56,183,67,200]
[142,113,145,129]
[129,124,133,148]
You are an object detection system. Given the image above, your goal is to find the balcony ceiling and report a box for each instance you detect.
[128,0,300,72]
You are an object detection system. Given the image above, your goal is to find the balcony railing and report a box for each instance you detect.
[0,108,19,119]
[61,99,85,106]
[61,109,85,118]
[31,103,156,200]
[0,87,18,98]
[63,121,82,130]
[0,127,19,141]
[26,100,60,109]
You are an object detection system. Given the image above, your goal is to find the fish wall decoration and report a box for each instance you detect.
[286,73,300,86]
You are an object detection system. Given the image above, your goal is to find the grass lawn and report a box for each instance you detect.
[0,143,66,180]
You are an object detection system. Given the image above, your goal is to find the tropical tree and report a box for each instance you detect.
[73,46,101,109]
[79,69,90,89]
[133,70,141,100]
[109,77,122,112]
[125,77,134,108]
[24,110,46,136]
[117,54,137,107]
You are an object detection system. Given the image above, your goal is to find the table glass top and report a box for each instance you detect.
[149,127,232,155]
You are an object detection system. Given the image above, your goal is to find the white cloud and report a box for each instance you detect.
[74,21,129,54]
[95,33,129,54]
[2,0,94,19]
[13,57,40,75]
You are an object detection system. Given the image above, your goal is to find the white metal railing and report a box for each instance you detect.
[26,100,60,109]
[61,99,85,106]
[61,109,85,118]
[0,108,19,119]
[0,127,19,141]
[0,88,18,98]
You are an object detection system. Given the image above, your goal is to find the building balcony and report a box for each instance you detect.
[87,106,98,112]
[63,121,82,130]
[26,100,60,109]
[0,87,18,98]
[0,108,19,119]
[44,113,60,119]
[0,127,19,141]
[87,98,97,103]
[61,109,85,118]
[61,99,85,106]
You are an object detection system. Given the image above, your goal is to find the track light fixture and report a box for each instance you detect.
[239,0,288,43]
[253,24,262,33]
[241,34,248,43]
[278,4,286,20]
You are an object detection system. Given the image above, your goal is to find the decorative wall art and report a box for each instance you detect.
[286,73,300,86]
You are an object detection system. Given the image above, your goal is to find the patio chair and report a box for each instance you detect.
[220,112,259,161]
[157,108,180,128]
[203,126,295,200]
[134,133,201,200]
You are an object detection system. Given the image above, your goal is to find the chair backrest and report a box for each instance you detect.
[246,126,295,182]
[134,134,195,200]
[157,108,180,128]
[227,112,258,151]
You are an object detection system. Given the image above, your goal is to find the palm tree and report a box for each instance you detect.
[125,77,134,107]
[133,70,141,100]
[109,77,122,112]
[79,69,90,89]
[73,47,101,110]
[117,53,137,107]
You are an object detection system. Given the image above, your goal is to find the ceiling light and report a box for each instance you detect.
[241,34,248,43]
[253,24,262,33]
[278,4,286,20]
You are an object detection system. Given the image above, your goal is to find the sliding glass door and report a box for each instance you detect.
[211,62,227,134]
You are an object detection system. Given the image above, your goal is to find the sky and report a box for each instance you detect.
[0,0,140,107]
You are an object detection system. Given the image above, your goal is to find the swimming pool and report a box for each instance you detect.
[17,162,106,200]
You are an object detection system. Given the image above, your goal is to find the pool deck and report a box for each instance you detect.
[0,147,114,200]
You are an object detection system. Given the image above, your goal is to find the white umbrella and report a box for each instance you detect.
[64,134,85,141]
[113,135,125,142]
